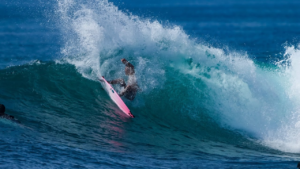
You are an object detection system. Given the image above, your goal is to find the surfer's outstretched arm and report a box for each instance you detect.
[108,79,126,88]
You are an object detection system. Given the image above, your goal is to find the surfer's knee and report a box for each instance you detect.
[124,92,136,101]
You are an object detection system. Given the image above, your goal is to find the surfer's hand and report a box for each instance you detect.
[119,92,125,96]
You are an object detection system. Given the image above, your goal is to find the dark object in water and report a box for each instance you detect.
[0,104,5,115]
[0,104,17,121]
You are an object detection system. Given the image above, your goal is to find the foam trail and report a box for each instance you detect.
[57,0,300,153]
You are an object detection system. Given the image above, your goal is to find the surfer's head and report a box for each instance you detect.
[121,59,135,75]
[0,104,5,115]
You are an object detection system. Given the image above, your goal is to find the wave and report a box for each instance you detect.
[55,0,300,153]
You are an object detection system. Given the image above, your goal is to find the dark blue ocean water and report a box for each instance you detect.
[1,0,300,168]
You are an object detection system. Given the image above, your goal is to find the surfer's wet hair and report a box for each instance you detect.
[0,104,5,114]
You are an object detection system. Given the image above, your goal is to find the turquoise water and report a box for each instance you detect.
[1,0,300,168]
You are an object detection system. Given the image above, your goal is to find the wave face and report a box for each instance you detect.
[56,0,300,153]
[1,0,300,168]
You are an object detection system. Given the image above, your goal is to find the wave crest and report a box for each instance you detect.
[57,0,300,153]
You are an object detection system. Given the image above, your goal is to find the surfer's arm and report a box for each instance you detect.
[121,59,134,69]
[119,91,125,97]
[119,90,126,97]
[108,79,126,88]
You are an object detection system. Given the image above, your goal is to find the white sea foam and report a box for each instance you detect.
[260,46,300,153]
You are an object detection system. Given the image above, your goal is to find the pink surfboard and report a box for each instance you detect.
[99,76,134,118]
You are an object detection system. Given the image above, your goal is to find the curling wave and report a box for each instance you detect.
[56,0,300,153]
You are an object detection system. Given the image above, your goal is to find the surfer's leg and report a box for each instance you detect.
[123,85,137,101]
[108,79,126,88]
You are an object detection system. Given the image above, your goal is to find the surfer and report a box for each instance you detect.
[108,58,139,101]
[0,104,16,121]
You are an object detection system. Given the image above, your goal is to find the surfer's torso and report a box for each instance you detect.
[127,75,136,86]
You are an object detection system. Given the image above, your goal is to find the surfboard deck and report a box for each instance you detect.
[99,76,134,118]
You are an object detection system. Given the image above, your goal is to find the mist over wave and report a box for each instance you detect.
[56,0,300,153]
